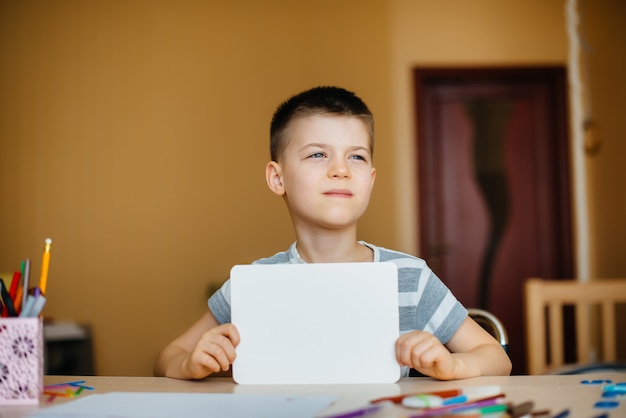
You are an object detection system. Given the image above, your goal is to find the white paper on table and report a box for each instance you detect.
[29,392,338,418]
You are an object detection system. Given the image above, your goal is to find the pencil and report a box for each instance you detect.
[39,238,52,294]
[22,259,30,311]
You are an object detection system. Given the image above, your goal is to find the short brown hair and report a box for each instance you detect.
[269,86,374,162]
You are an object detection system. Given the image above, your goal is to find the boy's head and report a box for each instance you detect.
[270,86,374,162]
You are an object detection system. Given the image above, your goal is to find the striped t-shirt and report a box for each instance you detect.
[207,241,467,376]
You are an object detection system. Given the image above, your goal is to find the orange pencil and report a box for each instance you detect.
[39,238,52,294]
[14,286,24,314]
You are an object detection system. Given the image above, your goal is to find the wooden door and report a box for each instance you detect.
[414,68,573,374]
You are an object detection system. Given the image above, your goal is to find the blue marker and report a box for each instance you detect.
[594,401,620,409]
[582,379,613,385]
[602,384,626,394]
[19,295,36,317]
[29,294,47,317]
[552,408,570,418]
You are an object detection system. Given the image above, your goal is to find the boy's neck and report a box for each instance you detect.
[293,228,373,263]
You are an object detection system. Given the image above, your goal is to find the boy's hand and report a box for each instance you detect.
[184,323,240,379]
[395,330,456,380]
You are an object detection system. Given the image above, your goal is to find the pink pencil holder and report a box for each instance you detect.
[0,317,43,405]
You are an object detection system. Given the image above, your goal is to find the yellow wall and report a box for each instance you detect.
[0,0,395,376]
[0,0,623,376]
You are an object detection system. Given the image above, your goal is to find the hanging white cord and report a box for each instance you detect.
[565,0,590,282]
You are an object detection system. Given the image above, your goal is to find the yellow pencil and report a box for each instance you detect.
[39,238,52,294]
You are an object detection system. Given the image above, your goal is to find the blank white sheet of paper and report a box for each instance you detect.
[230,262,400,384]
[30,392,338,418]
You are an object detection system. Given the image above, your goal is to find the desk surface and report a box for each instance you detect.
[4,373,625,418]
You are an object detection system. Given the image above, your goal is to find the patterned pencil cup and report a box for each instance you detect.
[0,317,43,405]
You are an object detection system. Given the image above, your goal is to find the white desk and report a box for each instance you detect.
[4,373,625,418]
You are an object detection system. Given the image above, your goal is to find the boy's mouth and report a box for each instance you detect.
[323,189,353,197]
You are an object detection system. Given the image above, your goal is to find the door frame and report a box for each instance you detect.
[412,67,574,374]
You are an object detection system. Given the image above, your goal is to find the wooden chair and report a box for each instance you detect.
[524,278,626,375]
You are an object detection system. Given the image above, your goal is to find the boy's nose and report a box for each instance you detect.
[328,158,350,178]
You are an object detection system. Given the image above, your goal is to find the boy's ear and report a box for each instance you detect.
[370,167,376,190]
[266,161,285,195]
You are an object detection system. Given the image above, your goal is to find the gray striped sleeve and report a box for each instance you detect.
[207,247,293,324]
[378,247,467,344]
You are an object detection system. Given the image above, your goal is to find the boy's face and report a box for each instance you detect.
[266,114,376,231]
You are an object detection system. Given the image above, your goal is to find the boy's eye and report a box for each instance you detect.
[308,152,326,159]
[350,154,367,162]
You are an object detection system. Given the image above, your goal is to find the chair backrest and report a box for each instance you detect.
[524,278,626,375]
[467,308,509,354]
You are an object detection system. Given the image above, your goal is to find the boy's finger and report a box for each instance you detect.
[204,345,230,371]
[211,333,238,361]
[221,323,241,346]
[203,355,226,374]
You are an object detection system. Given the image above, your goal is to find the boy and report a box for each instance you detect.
[154,86,512,380]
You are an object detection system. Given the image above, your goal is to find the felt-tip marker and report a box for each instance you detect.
[321,401,393,418]
[401,394,465,408]
[402,385,502,408]
[0,278,18,317]
[551,409,570,418]
[371,386,500,405]
[371,389,457,404]
[408,395,505,418]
